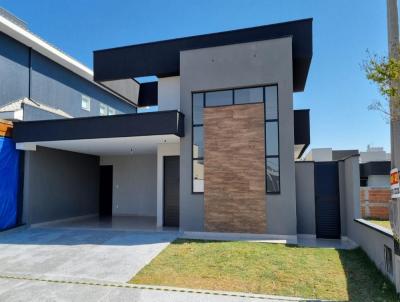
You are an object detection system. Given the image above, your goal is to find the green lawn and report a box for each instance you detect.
[367,219,392,230]
[130,239,398,301]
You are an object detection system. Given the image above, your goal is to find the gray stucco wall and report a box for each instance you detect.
[0,32,29,106]
[23,146,99,224]
[0,31,136,121]
[295,161,315,235]
[179,37,297,234]
[100,154,157,217]
[339,156,397,284]
[30,50,136,119]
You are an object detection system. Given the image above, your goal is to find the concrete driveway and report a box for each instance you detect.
[0,227,177,283]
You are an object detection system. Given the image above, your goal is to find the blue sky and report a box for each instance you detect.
[0,0,393,152]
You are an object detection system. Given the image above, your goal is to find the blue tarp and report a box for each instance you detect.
[0,137,19,230]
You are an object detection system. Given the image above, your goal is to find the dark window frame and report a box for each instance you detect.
[191,92,205,194]
[191,84,280,194]
[264,85,280,194]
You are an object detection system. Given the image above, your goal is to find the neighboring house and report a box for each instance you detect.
[303,147,358,161]
[0,7,137,121]
[359,146,391,220]
[13,18,313,239]
[304,146,392,220]
[0,8,137,229]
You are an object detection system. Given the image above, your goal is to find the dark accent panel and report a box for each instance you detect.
[360,161,391,178]
[99,165,113,216]
[294,109,310,158]
[332,150,358,161]
[16,150,24,225]
[138,81,158,107]
[314,162,341,239]
[163,156,180,227]
[13,110,184,142]
[94,18,313,92]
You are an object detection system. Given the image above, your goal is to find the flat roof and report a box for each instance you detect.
[94,18,313,92]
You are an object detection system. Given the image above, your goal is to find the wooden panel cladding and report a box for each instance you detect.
[0,120,13,137]
[204,103,266,233]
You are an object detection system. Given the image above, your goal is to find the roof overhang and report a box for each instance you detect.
[93,18,313,93]
[13,110,184,144]
[294,109,310,159]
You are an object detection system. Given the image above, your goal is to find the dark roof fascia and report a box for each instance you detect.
[93,18,313,92]
[13,110,184,143]
[294,109,310,159]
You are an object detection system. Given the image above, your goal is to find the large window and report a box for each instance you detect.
[192,93,204,193]
[265,86,280,193]
[191,85,280,194]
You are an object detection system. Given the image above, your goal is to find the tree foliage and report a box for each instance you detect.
[363,50,400,120]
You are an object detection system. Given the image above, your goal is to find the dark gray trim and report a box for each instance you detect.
[13,110,184,143]
[16,150,24,226]
[138,81,158,107]
[94,18,313,92]
[294,109,310,158]
[360,161,391,178]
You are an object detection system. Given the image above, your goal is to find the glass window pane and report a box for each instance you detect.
[265,86,278,120]
[100,103,108,116]
[193,93,204,125]
[234,87,263,104]
[193,126,204,158]
[193,159,204,193]
[266,122,279,156]
[205,90,232,107]
[266,157,280,193]
[81,95,91,111]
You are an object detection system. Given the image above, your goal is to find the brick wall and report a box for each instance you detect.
[0,119,12,137]
[360,187,391,220]
[203,103,266,233]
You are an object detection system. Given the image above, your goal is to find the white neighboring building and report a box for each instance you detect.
[303,148,358,162]
[360,145,391,163]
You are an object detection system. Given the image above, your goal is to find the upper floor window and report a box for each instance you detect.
[99,103,108,116]
[81,95,91,111]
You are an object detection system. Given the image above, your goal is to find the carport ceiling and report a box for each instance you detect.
[32,135,179,156]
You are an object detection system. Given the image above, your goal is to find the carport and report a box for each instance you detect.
[13,111,184,231]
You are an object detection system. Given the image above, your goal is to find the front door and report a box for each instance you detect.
[163,156,180,227]
[99,165,113,216]
[314,162,341,239]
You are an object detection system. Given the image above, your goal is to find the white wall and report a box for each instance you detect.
[100,154,157,217]
[305,148,332,161]
[158,76,180,111]
[368,175,390,188]
[157,143,180,227]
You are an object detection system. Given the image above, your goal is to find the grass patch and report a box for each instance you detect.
[130,239,398,301]
[367,219,392,230]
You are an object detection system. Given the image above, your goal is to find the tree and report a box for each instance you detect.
[363,50,400,121]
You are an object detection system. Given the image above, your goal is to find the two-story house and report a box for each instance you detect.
[12,17,313,239]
